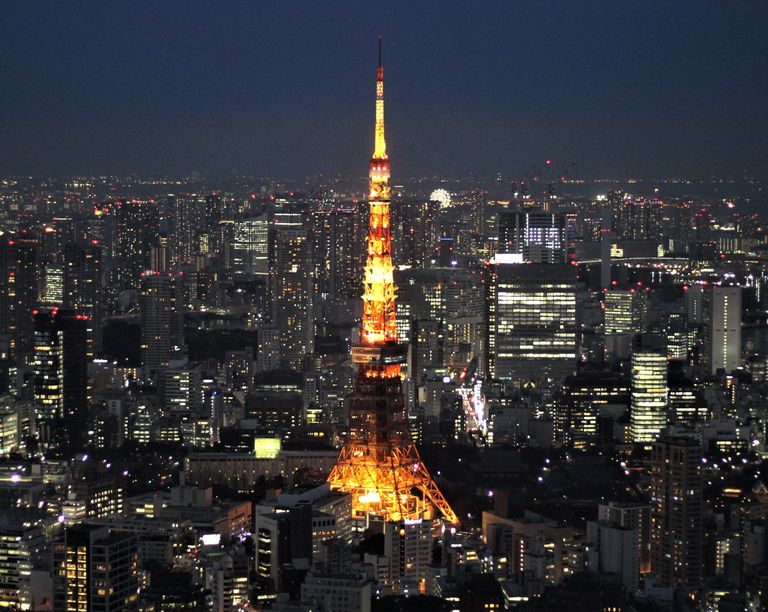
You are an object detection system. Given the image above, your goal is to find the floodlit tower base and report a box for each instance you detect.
[328,358,458,524]
[329,442,456,524]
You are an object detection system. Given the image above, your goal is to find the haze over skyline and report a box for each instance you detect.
[1,1,766,179]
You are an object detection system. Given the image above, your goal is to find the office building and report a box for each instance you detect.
[69,471,125,518]
[63,243,103,357]
[32,309,88,446]
[498,210,566,263]
[232,215,269,276]
[41,263,64,305]
[603,289,643,335]
[161,362,201,416]
[630,335,668,443]
[0,241,37,357]
[206,549,250,612]
[668,365,708,426]
[0,511,46,610]
[53,525,139,611]
[558,371,630,449]
[488,263,577,382]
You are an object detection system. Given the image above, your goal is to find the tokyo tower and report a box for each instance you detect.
[327,40,458,525]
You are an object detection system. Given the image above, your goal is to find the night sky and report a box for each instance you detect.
[1,2,766,179]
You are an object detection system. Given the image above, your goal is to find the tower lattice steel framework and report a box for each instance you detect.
[327,40,458,525]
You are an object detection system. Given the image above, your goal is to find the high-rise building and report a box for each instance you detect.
[0,511,46,610]
[139,272,184,375]
[668,364,708,426]
[488,263,577,382]
[63,243,103,357]
[603,289,643,335]
[232,215,269,276]
[685,283,705,324]
[0,241,37,357]
[224,349,254,394]
[115,199,159,291]
[600,205,613,289]
[396,266,483,379]
[68,472,125,518]
[329,206,366,320]
[391,199,440,268]
[705,286,741,375]
[150,233,169,273]
[661,311,689,361]
[272,225,312,370]
[630,335,668,443]
[608,190,663,241]
[593,521,639,592]
[382,519,434,590]
[206,549,250,612]
[256,326,281,373]
[598,501,651,574]
[53,525,139,612]
[161,362,202,416]
[498,210,566,263]
[32,309,88,447]
[650,436,703,590]
[558,371,630,449]
[41,263,65,305]
[168,194,206,266]
[327,41,456,525]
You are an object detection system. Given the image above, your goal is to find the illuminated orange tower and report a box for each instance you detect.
[327,40,458,525]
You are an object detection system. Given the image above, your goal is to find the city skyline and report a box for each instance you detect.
[2,6,768,611]
[1,2,767,179]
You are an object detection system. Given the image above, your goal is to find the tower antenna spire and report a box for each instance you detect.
[378,36,382,67]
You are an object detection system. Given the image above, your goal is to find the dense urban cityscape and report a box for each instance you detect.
[2,4,768,612]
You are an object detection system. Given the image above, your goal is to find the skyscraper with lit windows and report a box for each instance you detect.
[705,286,741,375]
[64,243,103,357]
[488,263,577,382]
[53,525,138,611]
[603,289,642,335]
[272,225,313,370]
[650,436,703,590]
[115,199,159,291]
[32,309,88,447]
[0,241,37,357]
[139,272,184,375]
[233,215,269,276]
[630,335,668,443]
[498,210,566,263]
